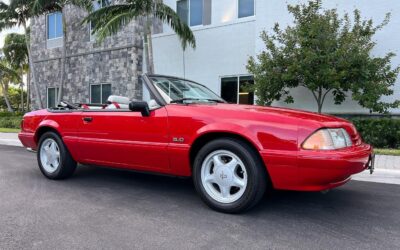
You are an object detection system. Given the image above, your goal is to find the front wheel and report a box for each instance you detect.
[37,131,77,180]
[193,138,267,213]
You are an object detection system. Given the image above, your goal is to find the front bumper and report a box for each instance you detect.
[261,143,373,191]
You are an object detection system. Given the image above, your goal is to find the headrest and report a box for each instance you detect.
[107,95,130,105]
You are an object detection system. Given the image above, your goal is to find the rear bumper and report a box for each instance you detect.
[18,132,37,150]
[261,143,372,191]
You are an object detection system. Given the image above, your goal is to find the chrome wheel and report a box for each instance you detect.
[200,150,248,204]
[39,138,61,174]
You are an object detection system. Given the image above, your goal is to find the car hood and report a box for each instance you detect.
[206,104,347,124]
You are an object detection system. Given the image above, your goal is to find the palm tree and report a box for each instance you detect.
[84,0,196,74]
[3,33,29,112]
[32,0,93,105]
[0,0,43,109]
[0,58,20,112]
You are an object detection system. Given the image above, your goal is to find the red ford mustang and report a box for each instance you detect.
[19,75,374,213]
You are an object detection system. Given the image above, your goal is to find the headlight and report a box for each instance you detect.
[302,128,353,150]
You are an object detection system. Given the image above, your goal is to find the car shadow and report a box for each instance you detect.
[71,164,388,218]
[26,162,399,248]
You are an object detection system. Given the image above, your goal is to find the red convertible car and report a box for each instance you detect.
[19,75,374,213]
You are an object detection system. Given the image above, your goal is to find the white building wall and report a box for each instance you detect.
[153,0,400,114]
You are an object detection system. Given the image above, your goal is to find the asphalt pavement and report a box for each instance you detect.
[0,145,399,250]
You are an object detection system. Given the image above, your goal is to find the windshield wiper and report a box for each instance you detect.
[170,98,225,104]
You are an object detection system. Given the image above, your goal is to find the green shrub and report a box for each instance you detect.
[0,116,22,129]
[0,111,25,117]
[349,118,400,149]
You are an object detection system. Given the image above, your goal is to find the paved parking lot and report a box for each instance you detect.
[0,145,399,250]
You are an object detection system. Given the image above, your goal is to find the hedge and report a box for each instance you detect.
[0,112,23,129]
[349,118,400,149]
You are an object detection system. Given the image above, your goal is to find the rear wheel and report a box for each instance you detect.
[193,138,267,213]
[37,131,77,180]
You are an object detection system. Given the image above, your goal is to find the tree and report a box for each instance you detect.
[247,0,400,113]
[32,0,93,105]
[83,0,196,74]
[0,0,43,109]
[3,33,29,112]
[0,58,20,112]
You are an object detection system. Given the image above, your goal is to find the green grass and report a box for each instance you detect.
[375,148,400,156]
[0,128,20,133]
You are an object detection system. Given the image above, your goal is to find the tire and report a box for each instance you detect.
[37,131,77,180]
[193,138,267,213]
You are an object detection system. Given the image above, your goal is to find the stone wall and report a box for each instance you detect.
[30,3,144,109]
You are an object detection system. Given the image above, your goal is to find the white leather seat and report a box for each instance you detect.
[106,95,130,109]
[105,95,160,110]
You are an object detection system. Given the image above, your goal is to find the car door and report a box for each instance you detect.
[76,107,170,173]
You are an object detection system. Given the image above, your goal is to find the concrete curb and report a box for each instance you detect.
[0,133,22,147]
[353,169,400,185]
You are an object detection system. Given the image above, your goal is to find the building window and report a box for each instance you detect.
[47,12,63,40]
[221,76,254,104]
[190,0,203,26]
[93,0,111,9]
[177,0,212,26]
[238,0,255,18]
[90,84,112,104]
[177,0,189,24]
[90,0,111,39]
[47,87,59,108]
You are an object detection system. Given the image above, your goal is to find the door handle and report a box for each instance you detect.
[83,117,93,122]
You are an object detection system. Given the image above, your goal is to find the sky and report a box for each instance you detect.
[0,0,24,48]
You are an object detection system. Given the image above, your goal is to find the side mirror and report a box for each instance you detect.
[129,101,150,117]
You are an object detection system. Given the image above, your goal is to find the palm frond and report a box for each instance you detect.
[153,2,196,49]
[9,0,35,25]
[83,4,141,41]
[32,0,62,15]
[32,0,93,16]
[0,61,21,81]
[68,0,93,12]
[84,1,196,49]
[0,1,18,31]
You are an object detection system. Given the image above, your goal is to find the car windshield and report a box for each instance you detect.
[149,76,225,104]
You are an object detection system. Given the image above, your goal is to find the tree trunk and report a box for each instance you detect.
[27,69,30,111]
[147,23,155,74]
[57,9,67,105]
[310,88,323,113]
[20,82,24,113]
[317,103,322,113]
[23,23,43,109]
[147,33,154,74]
[144,16,154,74]
[0,82,13,113]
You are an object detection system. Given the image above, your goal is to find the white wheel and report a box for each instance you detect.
[39,138,61,174]
[193,138,267,213]
[37,131,77,180]
[200,150,248,204]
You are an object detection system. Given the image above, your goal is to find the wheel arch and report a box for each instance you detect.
[189,132,264,170]
[34,122,62,144]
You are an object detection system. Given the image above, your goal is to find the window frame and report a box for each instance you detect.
[46,12,63,40]
[220,75,255,105]
[237,0,256,19]
[46,87,60,108]
[89,83,112,104]
[177,0,208,27]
